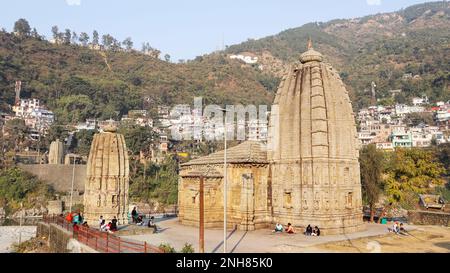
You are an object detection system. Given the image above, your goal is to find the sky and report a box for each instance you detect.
[0,0,440,61]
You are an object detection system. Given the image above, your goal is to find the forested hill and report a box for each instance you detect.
[225,1,450,109]
[0,31,275,123]
[0,1,449,123]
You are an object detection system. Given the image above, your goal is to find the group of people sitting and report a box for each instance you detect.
[304,225,321,236]
[131,207,158,232]
[273,223,321,236]
[273,223,296,234]
[99,216,118,233]
[389,222,407,235]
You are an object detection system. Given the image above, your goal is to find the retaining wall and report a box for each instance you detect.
[408,210,450,227]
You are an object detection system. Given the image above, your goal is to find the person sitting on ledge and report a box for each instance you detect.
[273,223,283,233]
[148,216,158,233]
[73,223,80,232]
[82,222,89,228]
[100,219,108,232]
[285,223,295,234]
[136,215,144,226]
[312,226,321,237]
[305,225,313,236]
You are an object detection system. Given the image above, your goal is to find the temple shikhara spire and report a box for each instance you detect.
[177,40,364,235]
[83,130,130,226]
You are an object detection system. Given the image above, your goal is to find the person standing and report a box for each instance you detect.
[131,207,138,224]
[111,216,118,232]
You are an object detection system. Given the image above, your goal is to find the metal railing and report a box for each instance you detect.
[43,215,163,253]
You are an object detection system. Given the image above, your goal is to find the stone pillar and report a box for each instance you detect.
[48,140,64,165]
[240,174,255,231]
[83,129,129,226]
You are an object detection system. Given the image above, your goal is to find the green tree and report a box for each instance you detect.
[54,95,95,124]
[79,32,90,46]
[403,112,435,127]
[384,148,445,204]
[102,34,115,49]
[360,144,385,222]
[63,29,72,45]
[92,30,99,45]
[123,37,133,51]
[72,130,95,156]
[118,124,155,156]
[0,168,55,214]
[436,143,450,175]
[3,119,28,152]
[51,25,59,42]
[164,54,171,62]
[13,19,31,37]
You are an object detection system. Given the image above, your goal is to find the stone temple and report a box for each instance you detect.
[48,139,64,165]
[83,127,129,226]
[178,42,365,235]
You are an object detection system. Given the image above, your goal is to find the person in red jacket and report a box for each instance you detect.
[65,212,73,223]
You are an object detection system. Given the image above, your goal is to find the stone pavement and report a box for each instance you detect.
[119,218,410,253]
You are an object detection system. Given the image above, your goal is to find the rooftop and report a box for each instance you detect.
[181,141,268,166]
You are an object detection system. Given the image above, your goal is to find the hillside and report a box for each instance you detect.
[0,32,276,123]
[0,1,449,121]
[225,1,450,109]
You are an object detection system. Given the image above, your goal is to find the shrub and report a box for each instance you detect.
[159,243,176,253]
[180,243,195,253]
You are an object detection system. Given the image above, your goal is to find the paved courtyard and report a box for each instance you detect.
[120,218,406,253]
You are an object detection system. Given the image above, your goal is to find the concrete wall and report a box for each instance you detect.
[18,164,87,193]
[36,222,97,253]
[408,210,450,227]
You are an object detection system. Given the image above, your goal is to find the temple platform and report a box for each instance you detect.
[118,217,419,253]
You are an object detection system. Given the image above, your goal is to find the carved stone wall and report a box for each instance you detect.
[267,46,365,235]
[177,45,365,235]
[178,163,270,231]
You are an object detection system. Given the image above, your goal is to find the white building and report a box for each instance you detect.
[395,104,425,117]
[229,54,258,64]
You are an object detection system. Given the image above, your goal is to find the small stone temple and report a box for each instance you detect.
[178,42,365,235]
[48,139,64,165]
[83,127,129,226]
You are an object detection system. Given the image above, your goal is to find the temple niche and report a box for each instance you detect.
[177,41,365,235]
[83,127,129,226]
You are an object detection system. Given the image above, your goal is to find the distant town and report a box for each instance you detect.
[2,81,449,161]
[357,94,450,150]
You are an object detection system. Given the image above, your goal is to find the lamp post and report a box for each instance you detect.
[199,175,204,253]
[69,155,76,213]
[219,108,229,254]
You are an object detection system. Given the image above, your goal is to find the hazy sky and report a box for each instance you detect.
[0,0,439,60]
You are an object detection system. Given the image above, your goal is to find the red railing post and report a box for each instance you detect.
[144,242,147,253]
[118,237,121,253]
[106,233,109,253]
[95,236,98,250]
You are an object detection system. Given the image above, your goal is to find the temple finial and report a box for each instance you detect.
[308,37,313,50]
